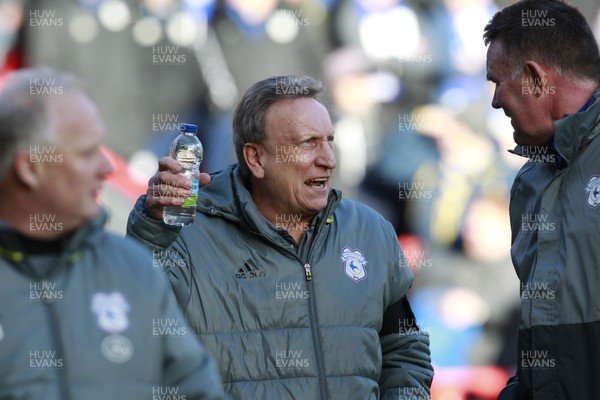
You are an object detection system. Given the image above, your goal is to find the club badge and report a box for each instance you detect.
[585,175,600,208]
[91,292,130,334]
[341,246,368,282]
[92,292,133,363]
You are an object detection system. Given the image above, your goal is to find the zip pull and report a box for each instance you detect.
[304,263,312,281]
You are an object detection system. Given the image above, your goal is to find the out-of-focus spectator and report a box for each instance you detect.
[0,67,226,400]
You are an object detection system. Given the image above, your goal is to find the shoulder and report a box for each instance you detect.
[98,231,154,261]
[336,198,394,230]
[90,231,167,288]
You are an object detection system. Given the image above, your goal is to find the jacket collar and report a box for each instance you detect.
[197,164,341,244]
[0,210,107,272]
[510,87,600,165]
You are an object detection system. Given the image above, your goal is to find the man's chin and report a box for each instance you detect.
[513,131,538,147]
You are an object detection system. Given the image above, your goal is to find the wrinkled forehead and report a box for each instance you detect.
[265,97,333,137]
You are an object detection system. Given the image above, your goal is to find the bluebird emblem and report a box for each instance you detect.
[585,175,600,208]
[341,246,367,282]
[91,292,130,334]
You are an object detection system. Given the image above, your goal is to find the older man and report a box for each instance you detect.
[484,0,600,398]
[0,68,227,400]
[128,75,433,399]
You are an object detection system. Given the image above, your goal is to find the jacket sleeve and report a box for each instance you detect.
[378,222,434,400]
[126,195,182,251]
[497,375,519,400]
[126,195,195,315]
[158,271,229,400]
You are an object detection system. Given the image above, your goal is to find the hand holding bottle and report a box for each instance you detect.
[145,157,211,221]
[145,124,208,223]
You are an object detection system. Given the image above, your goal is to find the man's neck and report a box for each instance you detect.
[250,190,315,246]
[551,77,599,120]
[0,185,73,241]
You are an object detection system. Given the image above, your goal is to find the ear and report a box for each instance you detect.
[523,61,551,98]
[13,150,42,189]
[243,143,265,179]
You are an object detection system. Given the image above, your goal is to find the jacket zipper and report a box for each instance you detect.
[303,263,326,400]
[303,263,312,281]
[300,212,334,400]
[42,293,72,400]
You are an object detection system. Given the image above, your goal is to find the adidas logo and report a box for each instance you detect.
[235,259,266,279]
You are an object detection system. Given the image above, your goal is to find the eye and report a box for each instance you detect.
[300,138,315,148]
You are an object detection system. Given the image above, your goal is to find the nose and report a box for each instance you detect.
[491,86,500,109]
[99,146,114,178]
[316,140,336,170]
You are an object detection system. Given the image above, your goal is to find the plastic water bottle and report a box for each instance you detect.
[163,123,203,226]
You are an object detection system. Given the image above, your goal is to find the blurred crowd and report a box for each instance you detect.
[2,0,600,398]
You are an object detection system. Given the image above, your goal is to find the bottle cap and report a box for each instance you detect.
[181,123,198,133]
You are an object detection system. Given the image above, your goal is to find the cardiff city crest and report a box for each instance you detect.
[91,292,130,334]
[341,246,368,282]
[585,175,600,208]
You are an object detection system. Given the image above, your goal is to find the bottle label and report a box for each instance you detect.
[183,179,199,207]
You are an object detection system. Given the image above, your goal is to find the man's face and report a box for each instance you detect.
[486,40,555,146]
[257,97,336,220]
[38,90,113,231]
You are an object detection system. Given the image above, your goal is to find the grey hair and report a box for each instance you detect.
[232,75,324,181]
[0,67,80,180]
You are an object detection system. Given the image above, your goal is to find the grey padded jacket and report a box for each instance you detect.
[0,211,227,400]
[127,165,433,400]
[499,88,600,399]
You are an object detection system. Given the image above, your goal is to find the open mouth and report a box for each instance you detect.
[305,177,328,189]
